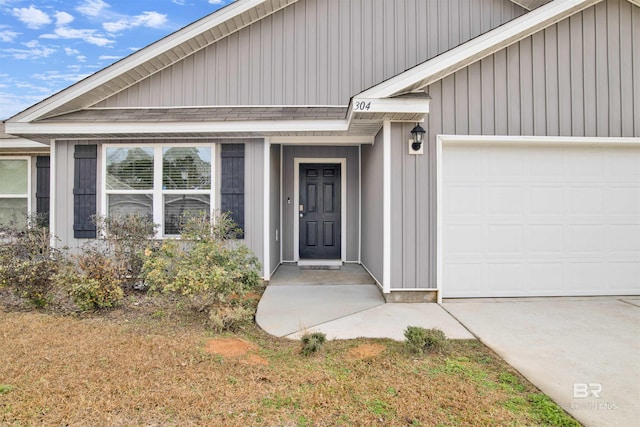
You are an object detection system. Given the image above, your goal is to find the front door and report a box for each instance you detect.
[299,163,341,259]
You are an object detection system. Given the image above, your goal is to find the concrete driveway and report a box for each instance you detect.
[443,297,640,427]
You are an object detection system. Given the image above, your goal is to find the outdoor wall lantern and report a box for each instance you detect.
[409,123,426,155]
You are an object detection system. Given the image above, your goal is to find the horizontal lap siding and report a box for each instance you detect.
[95,0,525,108]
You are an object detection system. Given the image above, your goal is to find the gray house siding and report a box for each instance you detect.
[53,139,266,270]
[390,123,435,289]
[225,139,264,267]
[426,0,639,139]
[94,0,525,108]
[53,140,103,250]
[281,145,359,262]
[269,144,281,274]
[360,129,384,285]
[389,0,638,289]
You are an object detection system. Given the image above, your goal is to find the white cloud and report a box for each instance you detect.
[209,0,226,4]
[64,47,80,55]
[33,70,91,83]
[41,27,114,47]
[76,0,109,17]
[11,6,52,29]
[55,11,74,26]
[0,30,19,42]
[172,0,186,5]
[99,55,120,60]
[3,40,55,60]
[103,11,167,33]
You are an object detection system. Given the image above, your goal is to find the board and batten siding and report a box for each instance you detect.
[391,0,638,290]
[281,145,359,262]
[217,139,265,268]
[94,0,525,108]
[360,129,385,286]
[269,144,281,274]
[426,0,639,139]
[53,141,103,251]
[53,139,265,269]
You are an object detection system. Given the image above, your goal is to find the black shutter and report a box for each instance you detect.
[221,144,245,238]
[35,156,50,227]
[73,145,97,239]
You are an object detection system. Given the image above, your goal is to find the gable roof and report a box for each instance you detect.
[7,0,636,141]
[9,0,297,123]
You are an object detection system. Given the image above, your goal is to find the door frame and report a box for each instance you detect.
[293,157,347,263]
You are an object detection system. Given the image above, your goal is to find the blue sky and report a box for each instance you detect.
[0,0,233,119]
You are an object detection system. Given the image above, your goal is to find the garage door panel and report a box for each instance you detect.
[605,187,640,214]
[487,225,522,253]
[606,225,640,253]
[526,225,564,253]
[442,142,640,298]
[566,225,604,253]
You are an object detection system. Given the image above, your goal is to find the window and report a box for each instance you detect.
[104,145,214,237]
[0,157,30,228]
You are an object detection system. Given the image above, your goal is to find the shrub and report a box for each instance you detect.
[300,332,327,356]
[92,214,156,288]
[56,248,124,310]
[404,326,448,354]
[142,212,262,330]
[0,216,68,308]
[208,305,254,333]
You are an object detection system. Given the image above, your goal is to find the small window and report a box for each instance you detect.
[0,158,30,228]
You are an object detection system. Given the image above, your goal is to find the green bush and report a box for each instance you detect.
[142,212,262,330]
[404,326,448,354]
[56,248,124,310]
[0,217,68,308]
[300,332,327,356]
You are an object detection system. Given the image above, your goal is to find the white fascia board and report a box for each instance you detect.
[358,0,602,99]
[350,97,430,114]
[5,119,350,135]
[0,138,49,148]
[11,0,287,123]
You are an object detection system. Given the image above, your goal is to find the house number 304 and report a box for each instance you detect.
[353,101,372,111]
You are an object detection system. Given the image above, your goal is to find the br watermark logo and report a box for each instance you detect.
[571,383,618,411]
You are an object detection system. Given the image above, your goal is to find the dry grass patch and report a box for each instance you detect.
[0,309,579,426]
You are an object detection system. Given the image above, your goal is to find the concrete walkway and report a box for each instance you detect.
[256,264,473,340]
[443,297,640,427]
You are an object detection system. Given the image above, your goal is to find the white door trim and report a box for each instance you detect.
[436,134,640,302]
[293,157,347,262]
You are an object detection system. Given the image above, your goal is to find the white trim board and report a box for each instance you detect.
[263,138,271,281]
[293,157,347,263]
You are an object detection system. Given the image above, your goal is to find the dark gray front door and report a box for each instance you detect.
[299,163,341,259]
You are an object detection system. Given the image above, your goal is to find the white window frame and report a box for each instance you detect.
[102,143,216,238]
[0,156,32,223]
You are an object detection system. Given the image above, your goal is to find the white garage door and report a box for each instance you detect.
[441,141,640,298]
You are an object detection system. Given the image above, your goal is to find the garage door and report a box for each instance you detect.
[441,141,640,298]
